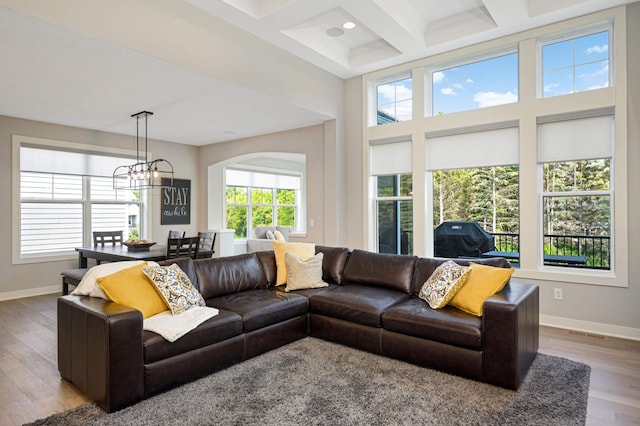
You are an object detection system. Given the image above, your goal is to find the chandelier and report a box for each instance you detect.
[113,111,174,190]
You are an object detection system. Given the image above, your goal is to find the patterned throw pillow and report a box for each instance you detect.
[419,260,472,309]
[143,263,206,315]
[284,252,329,292]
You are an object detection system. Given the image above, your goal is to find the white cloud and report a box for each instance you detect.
[466,78,474,84]
[585,82,609,90]
[473,91,517,107]
[441,87,457,96]
[543,83,559,93]
[453,83,464,90]
[433,71,445,84]
[585,44,608,55]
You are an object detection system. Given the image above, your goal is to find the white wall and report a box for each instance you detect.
[197,123,333,246]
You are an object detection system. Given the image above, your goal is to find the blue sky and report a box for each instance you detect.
[377,31,609,121]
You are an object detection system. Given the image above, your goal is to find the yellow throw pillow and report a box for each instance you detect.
[272,241,316,286]
[97,262,168,319]
[449,262,514,316]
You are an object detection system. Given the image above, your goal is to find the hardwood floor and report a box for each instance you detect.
[1,293,638,425]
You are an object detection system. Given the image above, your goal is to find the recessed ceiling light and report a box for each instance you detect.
[326,27,344,37]
[342,21,356,30]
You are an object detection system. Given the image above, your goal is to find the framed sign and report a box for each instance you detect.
[161,178,191,225]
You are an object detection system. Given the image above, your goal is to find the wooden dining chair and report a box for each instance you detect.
[168,230,186,238]
[166,237,200,259]
[92,231,124,264]
[93,231,124,246]
[196,232,216,259]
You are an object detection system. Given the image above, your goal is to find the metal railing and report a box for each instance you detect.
[489,232,610,269]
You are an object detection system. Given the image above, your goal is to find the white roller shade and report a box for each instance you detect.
[370,141,412,175]
[226,169,300,190]
[426,127,518,170]
[538,115,613,163]
[20,146,131,177]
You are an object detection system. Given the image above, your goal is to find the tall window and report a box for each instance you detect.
[376,76,412,124]
[18,143,142,258]
[538,114,613,269]
[431,51,518,115]
[376,175,413,255]
[370,141,413,255]
[427,127,520,259]
[540,28,610,98]
[433,166,519,259]
[225,169,301,238]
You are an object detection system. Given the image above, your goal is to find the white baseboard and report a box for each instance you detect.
[541,314,640,341]
[0,285,60,301]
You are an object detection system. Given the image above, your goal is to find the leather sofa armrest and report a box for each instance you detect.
[481,281,539,389]
[58,295,144,412]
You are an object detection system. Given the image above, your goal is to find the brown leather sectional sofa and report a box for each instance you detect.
[57,246,539,412]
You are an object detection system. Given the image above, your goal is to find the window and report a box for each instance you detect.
[538,114,613,270]
[376,76,412,124]
[431,51,518,115]
[225,169,301,238]
[540,28,610,98]
[376,175,413,255]
[433,166,519,259]
[427,126,520,259]
[18,142,143,258]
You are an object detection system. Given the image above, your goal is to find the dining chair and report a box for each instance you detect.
[92,230,124,265]
[166,236,200,259]
[196,232,216,259]
[168,230,186,238]
[93,230,124,246]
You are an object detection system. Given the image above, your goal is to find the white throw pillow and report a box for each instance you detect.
[284,252,329,292]
[71,260,158,299]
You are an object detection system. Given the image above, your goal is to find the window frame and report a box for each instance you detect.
[374,174,413,255]
[12,135,147,264]
[427,47,519,117]
[362,6,628,287]
[369,72,412,127]
[537,22,613,99]
[224,168,303,239]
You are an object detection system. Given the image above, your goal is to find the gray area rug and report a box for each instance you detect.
[27,338,590,425]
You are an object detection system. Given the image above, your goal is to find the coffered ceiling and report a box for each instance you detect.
[0,0,632,145]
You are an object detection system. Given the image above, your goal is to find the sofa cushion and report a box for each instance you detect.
[194,254,268,299]
[309,284,410,328]
[208,289,308,332]
[143,309,243,364]
[342,250,417,294]
[255,251,277,286]
[411,257,512,296]
[315,246,350,285]
[382,299,482,350]
[273,283,338,298]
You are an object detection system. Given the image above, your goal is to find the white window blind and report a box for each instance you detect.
[426,127,519,170]
[226,169,300,190]
[537,115,613,163]
[20,146,132,177]
[371,141,412,175]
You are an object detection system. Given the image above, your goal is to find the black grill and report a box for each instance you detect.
[434,221,495,258]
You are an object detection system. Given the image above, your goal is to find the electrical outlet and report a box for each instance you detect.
[554,288,563,300]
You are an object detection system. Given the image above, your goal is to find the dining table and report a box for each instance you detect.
[75,244,168,268]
